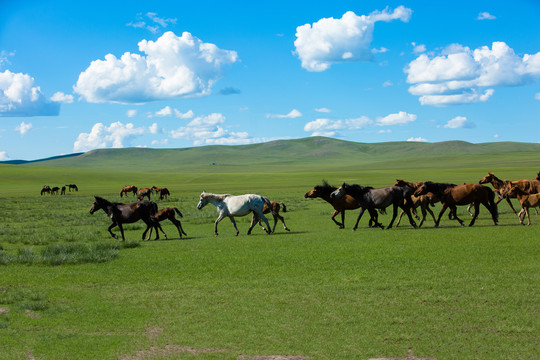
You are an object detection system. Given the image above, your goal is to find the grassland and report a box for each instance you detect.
[0,138,538,360]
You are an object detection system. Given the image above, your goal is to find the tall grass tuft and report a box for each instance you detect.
[40,242,119,265]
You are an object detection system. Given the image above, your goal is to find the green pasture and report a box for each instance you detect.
[0,140,538,359]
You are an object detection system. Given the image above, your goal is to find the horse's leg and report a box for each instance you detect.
[108,222,119,239]
[435,205,449,227]
[258,212,272,234]
[386,205,399,229]
[214,214,226,236]
[271,214,278,233]
[367,208,383,229]
[402,205,418,229]
[117,222,126,241]
[247,213,258,235]
[425,205,437,228]
[331,210,344,228]
[395,209,405,227]
[468,203,480,227]
[169,217,184,238]
[503,197,517,215]
[525,207,531,225]
[229,216,240,236]
[450,206,464,226]
[466,204,474,217]
[352,208,366,231]
[277,213,290,231]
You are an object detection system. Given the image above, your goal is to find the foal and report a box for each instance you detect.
[145,207,187,239]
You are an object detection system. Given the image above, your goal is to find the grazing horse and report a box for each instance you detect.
[151,186,170,200]
[503,186,540,225]
[256,201,290,233]
[41,185,51,195]
[478,173,517,214]
[394,179,438,228]
[51,186,60,195]
[66,184,78,192]
[61,186,66,195]
[304,181,382,229]
[145,207,187,240]
[414,181,498,227]
[330,183,417,230]
[138,187,152,201]
[197,191,275,236]
[120,185,138,198]
[89,196,161,241]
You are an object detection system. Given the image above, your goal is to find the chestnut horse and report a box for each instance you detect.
[393,179,438,228]
[145,207,187,240]
[41,185,51,195]
[256,201,290,233]
[503,186,540,225]
[89,196,162,241]
[414,182,498,227]
[478,173,517,214]
[304,181,382,229]
[120,185,138,198]
[138,187,152,201]
[151,186,170,200]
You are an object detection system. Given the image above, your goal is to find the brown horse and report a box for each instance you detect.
[120,185,138,198]
[145,207,187,240]
[61,186,66,195]
[89,196,161,241]
[256,201,290,233]
[151,186,170,200]
[394,179,438,228]
[138,187,152,201]
[414,182,498,227]
[478,173,517,214]
[41,185,51,195]
[51,186,60,195]
[304,181,382,229]
[66,184,78,192]
[503,186,540,225]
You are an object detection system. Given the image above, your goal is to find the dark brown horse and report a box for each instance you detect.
[41,185,51,195]
[61,186,66,195]
[120,185,138,198]
[66,184,78,192]
[256,201,290,233]
[394,179,438,228]
[414,182,498,227]
[145,207,187,240]
[304,181,382,229]
[89,196,162,241]
[51,186,60,195]
[138,187,152,201]
[151,186,170,200]
[478,173,517,214]
[330,183,417,230]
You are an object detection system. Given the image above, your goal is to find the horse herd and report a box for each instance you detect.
[41,184,78,195]
[87,172,540,242]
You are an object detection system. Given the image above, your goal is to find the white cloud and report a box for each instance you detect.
[443,116,475,129]
[127,12,177,33]
[127,109,137,117]
[148,122,160,134]
[0,151,9,161]
[294,6,411,71]
[266,109,302,119]
[0,70,60,117]
[477,12,496,20]
[15,121,32,135]
[412,42,426,54]
[74,31,238,104]
[376,111,416,126]
[382,80,393,87]
[50,91,74,103]
[303,116,373,136]
[155,106,173,117]
[169,112,256,145]
[174,109,194,119]
[315,107,331,113]
[73,121,154,152]
[407,137,428,142]
[535,93,540,100]
[405,42,540,105]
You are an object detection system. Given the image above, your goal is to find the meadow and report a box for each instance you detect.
[0,138,538,360]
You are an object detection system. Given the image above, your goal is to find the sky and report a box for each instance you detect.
[1,0,540,160]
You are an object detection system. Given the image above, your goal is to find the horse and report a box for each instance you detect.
[256,201,290,233]
[151,186,170,200]
[502,186,540,225]
[414,181,498,227]
[394,179,438,228]
[196,191,275,236]
[120,185,138,198]
[330,183,417,230]
[66,184,78,192]
[145,207,187,240]
[138,187,152,201]
[535,171,540,181]
[41,185,51,195]
[51,186,60,195]
[89,196,162,241]
[478,173,517,214]
[61,186,66,195]
[304,181,382,229]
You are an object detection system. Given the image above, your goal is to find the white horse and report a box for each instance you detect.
[197,191,275,236]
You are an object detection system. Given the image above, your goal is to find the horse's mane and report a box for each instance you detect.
[202,192,231,202]
[342,183,373,196]
[423,181,456,194]
[314,180,337,194]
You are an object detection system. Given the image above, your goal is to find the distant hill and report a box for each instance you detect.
[2,137,539,172]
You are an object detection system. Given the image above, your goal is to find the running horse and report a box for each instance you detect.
[256,200,291,233]
[304,181,382,229]
[414,181,498,227]
[197,191,275,236]
[478,173,517,214]
[120,185,138,198]
[145,207,187,240]
[330,183,417,230]
[393,179,438,228]
[89,196,162,241]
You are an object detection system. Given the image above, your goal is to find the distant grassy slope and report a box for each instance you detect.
[8,137,540,173]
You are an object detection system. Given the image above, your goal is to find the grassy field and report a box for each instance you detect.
[0,139,538,359]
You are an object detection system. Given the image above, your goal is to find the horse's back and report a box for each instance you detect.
[225,194,265,216]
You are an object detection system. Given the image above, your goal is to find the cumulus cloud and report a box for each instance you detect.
[407,137,428,142]
[266,109,302,119]
[0,70,60,117]
[443,116,475,129]
[412,42,426,54]
[303,116,373,136]
[405,42,540,105]
[294,6,411,71]
[376,111,416,126]
[74,31,238,104]
[127,109,137,117]
[169,112,255,145]
[15,121,32,135]
[0,151,9,161]
[477,12,496,20]
[73,121,154,152]
[50,91,74,103]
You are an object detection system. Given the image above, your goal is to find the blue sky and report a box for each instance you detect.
[1,0,539,160]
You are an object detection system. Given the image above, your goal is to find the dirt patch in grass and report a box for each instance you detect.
[144,326,163,340]
[25,310,40,319]
[118,345,233,360]
[238,356,308,360]
[364,349,435,360]
[0,307,9,314]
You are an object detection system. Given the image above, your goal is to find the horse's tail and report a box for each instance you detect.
[149,202,159,223]
[279,202,287,213]
[119,190,124,197]
[173,207,183,218]
[263,197,277,216]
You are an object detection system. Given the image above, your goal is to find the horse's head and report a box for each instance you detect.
[304,181,336,199]
[478,173,495,184]
[413,182,431,197]
[197,192,209,210]
[329,183,348,199]
[502,185,520,198]
[89,196,105,214]
[394,179,411,188]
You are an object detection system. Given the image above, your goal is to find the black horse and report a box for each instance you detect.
[66,184,79,191]
[330,183,417,230]
[89,196,163,241]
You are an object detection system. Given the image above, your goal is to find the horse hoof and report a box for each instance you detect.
[285,228,290,231]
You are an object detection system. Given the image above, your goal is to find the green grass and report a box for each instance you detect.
[0,139,538,359]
